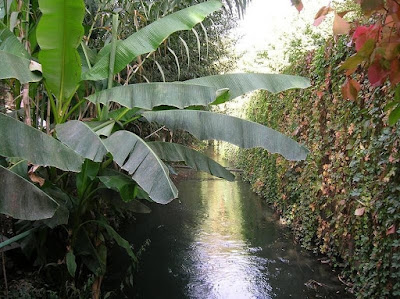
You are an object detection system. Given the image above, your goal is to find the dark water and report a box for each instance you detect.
[109,163,350,298]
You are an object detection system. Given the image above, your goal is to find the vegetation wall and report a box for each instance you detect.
[237,37,400,297]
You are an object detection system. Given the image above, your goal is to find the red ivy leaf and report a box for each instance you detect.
[313,6,332,26]
[386,224,396,235]
[368,60,390,87]
[342,78,361,100]
[314,15,326,26]
[291,0,303,12]
[352,25,380,51]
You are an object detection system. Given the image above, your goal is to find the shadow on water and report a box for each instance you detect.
[107,154,351,299]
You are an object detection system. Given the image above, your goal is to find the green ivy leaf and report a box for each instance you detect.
[66,250,77,277]
[389,105,400,126]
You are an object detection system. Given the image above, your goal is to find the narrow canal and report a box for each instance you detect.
[109,155,349,298]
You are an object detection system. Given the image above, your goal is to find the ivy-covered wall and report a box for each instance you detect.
[237,37,400,297]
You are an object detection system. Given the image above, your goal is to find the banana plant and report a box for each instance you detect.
[0,0,311,295]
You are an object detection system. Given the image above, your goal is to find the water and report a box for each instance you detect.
[109,160,349,298]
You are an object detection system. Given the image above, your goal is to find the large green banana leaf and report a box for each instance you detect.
[185,73,311,104]
[55,121,178,204]
[86,73,310,109]
[56,121,108,162]
[143,110,309,161]
[86,83,229,109]
[83,0,222,81]
[0,52,42,83]
[0,113,83,171]
[148,141,234,181]
[36,0,85,101]
[0,165,58,220]
[104,131,178,204]
[0,23,30,59]
[0,24,41,83]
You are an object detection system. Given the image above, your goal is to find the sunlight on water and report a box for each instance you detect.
[111,165,348,298]
[186,175,273,298]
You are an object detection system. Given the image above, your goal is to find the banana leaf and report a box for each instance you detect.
[37,0,85,101]
[83,0,222,81]
[0,113,83,172]
[143,110,309,161]
[148,141,234,180]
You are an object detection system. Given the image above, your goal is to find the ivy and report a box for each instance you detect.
[236,35,400,297]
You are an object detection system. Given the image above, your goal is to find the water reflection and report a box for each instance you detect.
[186,173,273,298]
[111,169,349,298]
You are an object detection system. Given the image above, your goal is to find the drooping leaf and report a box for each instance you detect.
[104,131,178,204]
[167,46,180,80]
[0,165,58,220]
[0,113,83,172]
[0,23,30,59]
[85,120,116,137]
[79,42,97,73]
[36,0,85,101]
[0,228,35,251]
[41,185,70,228]
[90,220,137,262]
[179,36,190,69]
[0,52,42,83]
[185,73,311,104]
[368,60,390,87]
[99,169,151,204]
[98,174,136,202]
[143,110,309,161]
[86,83,229,109]
[148,141,234,181]
[83,0,222,81]
[56,120,108,162]
[66,250,77,277]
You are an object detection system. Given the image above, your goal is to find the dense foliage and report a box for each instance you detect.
[0,0,310,297]
[237,35,400,297]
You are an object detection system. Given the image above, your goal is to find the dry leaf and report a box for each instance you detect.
[29,164,40,174]
[354,207,365,216]
[29,60,42,73]
[313,6,333,26]
[333,13,351,35]
[29,173,45,187]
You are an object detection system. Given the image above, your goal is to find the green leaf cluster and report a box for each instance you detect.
[236,35,400,298]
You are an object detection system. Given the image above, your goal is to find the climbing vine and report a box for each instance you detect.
[238,35,400,297]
